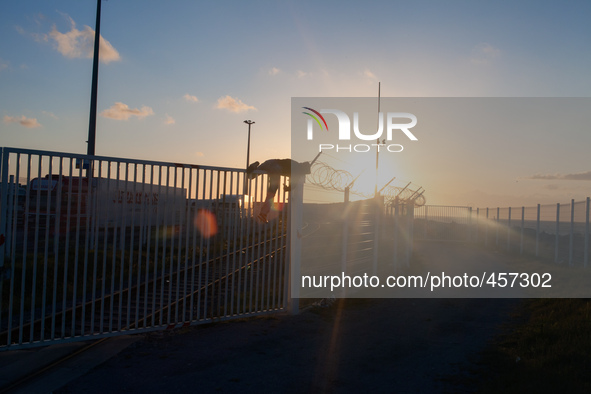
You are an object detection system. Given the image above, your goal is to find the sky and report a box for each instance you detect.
[1,0,590,207]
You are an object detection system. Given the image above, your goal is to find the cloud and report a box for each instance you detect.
[47,16,120,64]
[215,96,257,113]
[195,151,204,157]
[470,43,501,65]
[528,171,591,181]
[42,111,59,119]
[3,115,42,128]
[183,93,199,102]
[0,58,8,72]
[296,70,308,78]
[100,102,154,120]
[269,67,280,76]
[164,114,175,125]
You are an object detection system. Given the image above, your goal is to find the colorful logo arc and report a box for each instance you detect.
[302,107,329,132]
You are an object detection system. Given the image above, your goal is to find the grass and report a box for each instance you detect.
[473,298,591,393]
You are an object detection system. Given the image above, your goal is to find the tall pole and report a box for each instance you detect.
[244,120,255,169]
[87,0,101,157]
[243,120,255,195]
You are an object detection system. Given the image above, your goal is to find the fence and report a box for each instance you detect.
[413,205,473,242]
[473,200,590,267]
[296,184,415,299]
[0,147,290,351]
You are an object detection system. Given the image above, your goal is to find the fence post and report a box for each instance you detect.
[536,204,540,257]
[496,207,500,246]
[555,203,560,264]
[520,206,524,255]
[485,207,489,247]
[569,199,574,266]
[468,207,473,242]
[585,197,589,268]
[0,148,8,268]
[507,207,511,252]
[288,174,304,315]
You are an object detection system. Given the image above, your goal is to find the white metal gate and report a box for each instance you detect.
[0,147,291,350]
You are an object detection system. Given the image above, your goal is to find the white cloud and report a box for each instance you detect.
[470,43,501,65]
[100,102,154,120]
[296,70,308,78]
[215,95,257,113]
[3,115,42,128]
[183,93,199,102]
[195,151,204,157]
[0,58,8,72]
[269,67,280,76]
[42,111,58,119]
[164,114,175,125]
[47,16,120,64]
[363,69,378,84]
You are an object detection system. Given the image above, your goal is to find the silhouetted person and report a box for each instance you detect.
[246,159,311,222]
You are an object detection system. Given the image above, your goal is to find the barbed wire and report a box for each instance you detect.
[306,161,426,207]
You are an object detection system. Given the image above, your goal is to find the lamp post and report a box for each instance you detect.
[244,120,255,170]
[87,0,101,157]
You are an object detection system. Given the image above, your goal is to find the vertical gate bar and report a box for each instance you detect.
[29,155,43,342]
[90,160,102,334]
[248,175,260,314]
[236,172,247,315]
[221,171,230,317]
[165,165,174,325]
[156,165,165,327]
[144,164,154,328]
[110,161,121,332]
[133,163,144,328]
[141,164,150,328]
[50,158,63,339]
[118,162,129,331]
[181,166,191,322]
[173,166,182,323]
[100,161,111,334]
[189,167,199,322]
[7,153,22,345]
[39,156,54,342]
[19,154,32,345]
[127,163,138,328]
[203,169,214,319]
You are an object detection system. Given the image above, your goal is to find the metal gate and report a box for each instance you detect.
[0,147,291,350]
[413,205,473,242]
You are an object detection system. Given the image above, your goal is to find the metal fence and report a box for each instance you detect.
[413,205,473,242]
[474,199,590,267]
[296,183,415,299]
[0,147,290,350]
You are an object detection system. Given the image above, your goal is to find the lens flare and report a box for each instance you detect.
[194,209,218,238]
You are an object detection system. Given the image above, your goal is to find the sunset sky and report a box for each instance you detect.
[1,0,590,207]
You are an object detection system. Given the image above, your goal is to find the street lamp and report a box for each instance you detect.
[244,120,255,170]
